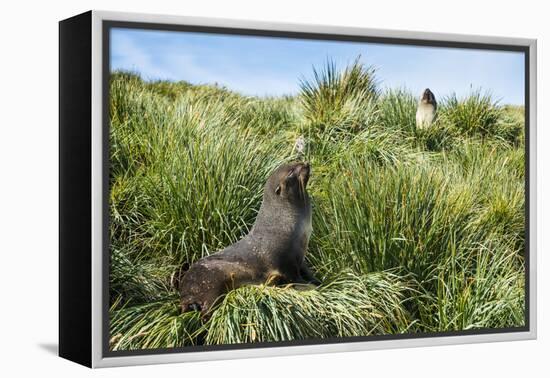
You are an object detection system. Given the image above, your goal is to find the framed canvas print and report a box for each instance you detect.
[59,10,537,368]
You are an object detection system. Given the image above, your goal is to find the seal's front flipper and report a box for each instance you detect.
[299,263,321,286]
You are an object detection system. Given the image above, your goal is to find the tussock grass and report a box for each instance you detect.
[108,62,525,351]
[230,97,300,136]
[440,89,503,138]
[110,298,203,350]
[109,246,174,306]
[299,58,379,136]
[206,271,412,344]
[378,88,418,134]
[111,271,413,349]
[429,238,525,331]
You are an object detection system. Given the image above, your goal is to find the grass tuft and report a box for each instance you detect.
[440,89,503,138]
[299,57,379,136]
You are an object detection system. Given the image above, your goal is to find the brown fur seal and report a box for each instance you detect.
[416,88,437,129]
[179,162,318,317]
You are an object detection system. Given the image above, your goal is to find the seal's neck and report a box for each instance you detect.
[251,196,311,236]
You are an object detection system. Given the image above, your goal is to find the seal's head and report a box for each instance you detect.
[265,162,311,205]
[421,88,437,106]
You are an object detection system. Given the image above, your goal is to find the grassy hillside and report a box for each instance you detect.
[108,62,525,351]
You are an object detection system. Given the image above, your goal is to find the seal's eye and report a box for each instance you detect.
[275,185,281,195]
[286,168,295,178]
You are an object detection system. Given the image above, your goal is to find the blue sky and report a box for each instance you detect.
[111,28,525,105]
